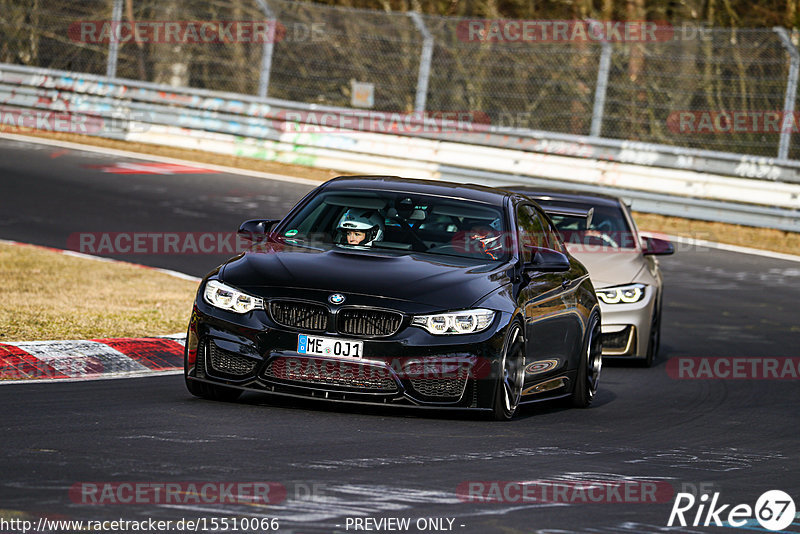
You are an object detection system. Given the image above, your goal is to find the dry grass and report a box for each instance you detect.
[0,242,198,342]
[633,212,800,256]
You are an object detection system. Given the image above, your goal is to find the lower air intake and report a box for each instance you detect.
[209,343,257,376]
[601,326,635,355]
[263,357,397,392]
[408,366,469,398]
[194,340,207,378]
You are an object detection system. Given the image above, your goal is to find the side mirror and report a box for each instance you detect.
[526,247,571,272]
[641,235,674,256]
[237,219,280,241]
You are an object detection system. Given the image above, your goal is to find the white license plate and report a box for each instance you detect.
[297,334,363,359]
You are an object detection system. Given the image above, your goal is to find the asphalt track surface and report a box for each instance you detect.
[1,137,798,533]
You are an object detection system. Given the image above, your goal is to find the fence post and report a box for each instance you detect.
[774,27,799,160]
[106,0,123,78]
[408,12,433,114]
[589,20,611,138]
[255,0,276,98]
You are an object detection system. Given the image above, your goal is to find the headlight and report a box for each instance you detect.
[411,309,495,335]
[596,283,646,304]
[203,280,264,313]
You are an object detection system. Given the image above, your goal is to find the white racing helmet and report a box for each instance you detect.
[337,209,384,246]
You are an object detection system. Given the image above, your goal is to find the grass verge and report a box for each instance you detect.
[0,242,198,342]
[633,212,800,256]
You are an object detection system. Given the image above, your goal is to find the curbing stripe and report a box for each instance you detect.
[91,338,185,370]
[12,340,151,377]
[0,369,184,386]
[0,337,186,384]
[0,344,69,380]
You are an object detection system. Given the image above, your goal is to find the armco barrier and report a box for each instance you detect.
[1,63,799,231]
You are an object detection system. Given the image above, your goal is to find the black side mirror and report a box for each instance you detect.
[237,219,280,241]
[526,247,571,272]
[641,235,674,256]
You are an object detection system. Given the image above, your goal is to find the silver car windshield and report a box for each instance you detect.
[544,202,637,250]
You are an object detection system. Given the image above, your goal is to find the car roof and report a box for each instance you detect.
[324,175,515,205]
[504,186,623,208]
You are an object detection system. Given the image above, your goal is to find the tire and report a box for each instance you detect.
[491,322,526,421]
[572,311,602,408]
[185,376,243,402]
[642,300,661,368]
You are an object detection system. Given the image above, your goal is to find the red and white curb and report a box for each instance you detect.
[0,335,186,384]
[0,239,196,384]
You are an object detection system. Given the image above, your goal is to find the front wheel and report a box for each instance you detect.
[491,322,526,421]
[642,302,661,368]
[572,312,602,408]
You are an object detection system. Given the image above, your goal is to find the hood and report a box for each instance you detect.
[219,243,510,309]
[567,247,646,288]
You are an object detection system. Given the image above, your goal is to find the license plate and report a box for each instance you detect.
[297,334,363,359]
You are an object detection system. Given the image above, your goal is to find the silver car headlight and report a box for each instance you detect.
[411,309,495,335]
[203,280,264,313]
[596,283,646,304]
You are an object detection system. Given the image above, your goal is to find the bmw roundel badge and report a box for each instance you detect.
[328,293,346,305]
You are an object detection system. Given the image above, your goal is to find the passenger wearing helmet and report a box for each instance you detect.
[467,224,503,259]
[336,209,384,247]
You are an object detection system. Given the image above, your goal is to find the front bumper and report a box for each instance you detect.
[185,302,512,409]
[598,286,656,358]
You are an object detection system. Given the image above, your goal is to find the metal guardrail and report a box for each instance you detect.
[1,63,799,231]
[4,62,800,183]
[442,167,800,231]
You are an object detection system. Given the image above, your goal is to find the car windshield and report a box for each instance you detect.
[538,200,636,250]
[277,189,510,261]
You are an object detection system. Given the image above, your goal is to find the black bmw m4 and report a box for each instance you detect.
[184,176,602,420]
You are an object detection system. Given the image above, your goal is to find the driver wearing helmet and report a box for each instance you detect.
[336,209,384,247]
